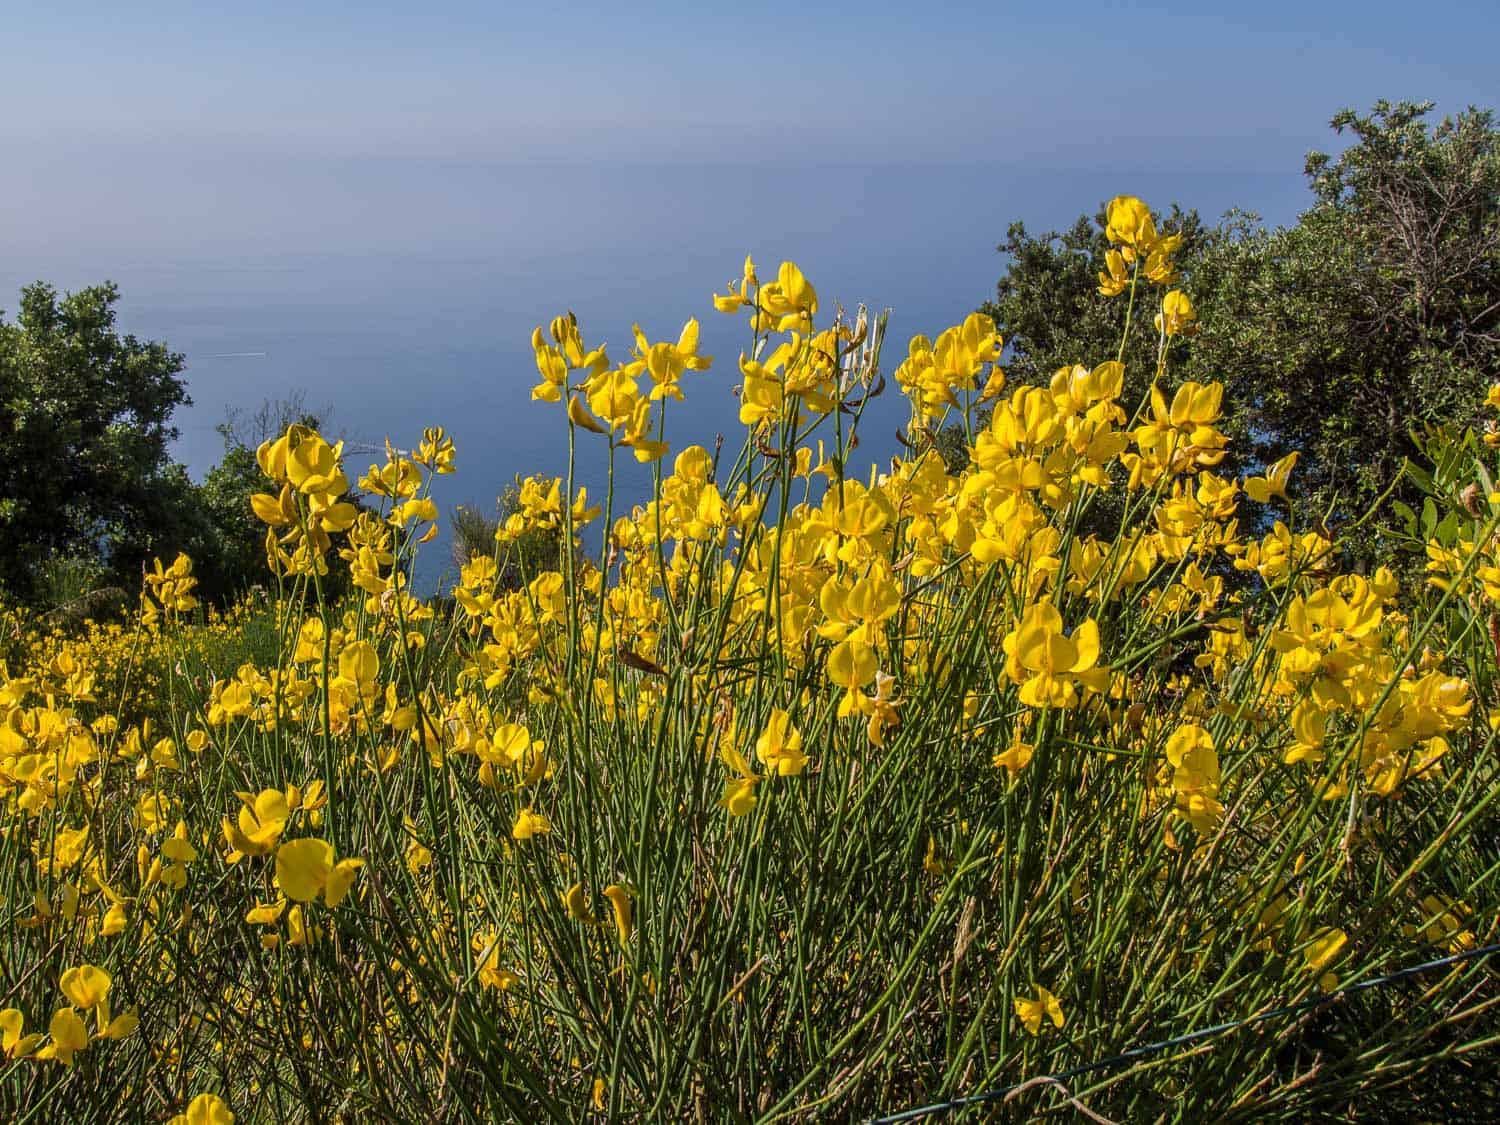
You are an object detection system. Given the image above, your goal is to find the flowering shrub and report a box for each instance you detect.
[2,199,1496,1120]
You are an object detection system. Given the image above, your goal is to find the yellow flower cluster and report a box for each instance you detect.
[2,203,1494,1118]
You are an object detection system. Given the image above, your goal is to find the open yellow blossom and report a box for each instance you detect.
[511,807,552,840]
[1014,985,1065,1035]
[275,838,364,906]
[170,1094,236,1125]
[754,260,818,333]
[625,318,712,402]
[2,1009,42,1060]
[717,740,761,816]
[1166,723,1223,835]
[1245,451,1299,504]
[37,1007,89,1066]
[755,709,807,777]
[1003,602,1108,709]
[59,964,111,1010]
[993,740,1034,776]
[222,788,291,860]
[1098,247,1130,296]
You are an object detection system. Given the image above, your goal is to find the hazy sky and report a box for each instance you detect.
[4,0,1495,261]
[1,1,1496,575]
[7,1,1496,156]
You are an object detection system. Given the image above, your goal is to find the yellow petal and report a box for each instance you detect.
[568,394,607,433]
[59,965,111,1010]
[275,838,334,903]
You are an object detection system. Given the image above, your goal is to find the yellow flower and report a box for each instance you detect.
[1245,451,1299,504]
[828,638,877,692]
[1097,248,1130,297]
[1157,289,1197,336]
[100,1008,139,1041]
[222,788,291,859]
[923,835,950,877]
[286,905,310,947]
[1166,723,1223,835]
[143,553,200,617]
[1002,602,1108,709]
[562,882,601,926]
[338,640,380,693]
[625,318,712,402]
[992,740,1034,776]
[1104,195,1157,251]
[1,1009,42,1060]
[275,838,364,906]
[324,857,365,908]
[602,884,635,946]
[284,430,347,496]
[511,807,552,840]
[713,254,758,312]
[415,426,456,474]
[531,340,567,402]
[245,899,288,925]
[59,964,111,1011]
[1407,894,1476,953]
[718,776,759,816]
[1014,985,1065,1035]
[37,1007,89,1066]
[714,738,762,817]
[1303,926,1348,991]
[585,367,641,429]
[1164,380,1224,432]
[169,1093,236,1125]
[567,393,607,433]
[474,933,520,992]
[275,838,332,902]
[755,709,807,777]
[755,261,818,333]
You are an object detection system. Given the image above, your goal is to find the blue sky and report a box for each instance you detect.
[2,0,1494,269]
[1,0,1496,575]
[6,1,1495,166]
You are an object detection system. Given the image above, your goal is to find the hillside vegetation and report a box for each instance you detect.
[2,198,1498,1122]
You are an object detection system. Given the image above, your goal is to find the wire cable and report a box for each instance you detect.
[869,940,1500,1123]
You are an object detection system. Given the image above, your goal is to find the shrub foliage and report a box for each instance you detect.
[2,214,1497,1122]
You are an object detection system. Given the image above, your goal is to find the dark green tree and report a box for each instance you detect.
[190,393,342,604]
[1194,101,1500,538]
[0,282,190,601]
[981,204,1212,398]
[971,99,1500,564]
[451,483,562,592]
[190,428,273,605]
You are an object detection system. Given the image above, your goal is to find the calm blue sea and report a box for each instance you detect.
[1,160,1303,589]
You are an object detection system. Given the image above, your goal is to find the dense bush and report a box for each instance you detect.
[0,282,191,602]
[2,218,1496,1122]
[978,101,1500,568]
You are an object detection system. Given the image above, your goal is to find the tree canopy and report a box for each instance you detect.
[0,283,190,600]
[0,286,328,606]
[976,99,1500,563]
